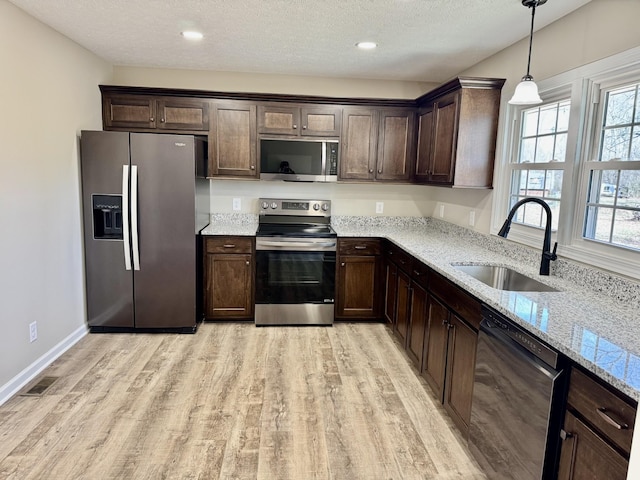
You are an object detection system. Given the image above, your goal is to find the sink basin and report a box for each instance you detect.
[452,264,560,292]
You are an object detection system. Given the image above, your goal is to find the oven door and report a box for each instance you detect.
[255,237,336,325]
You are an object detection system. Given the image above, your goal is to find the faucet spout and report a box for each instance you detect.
[498,197,558,276]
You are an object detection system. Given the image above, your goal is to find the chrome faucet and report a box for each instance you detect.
[497,197,558,276]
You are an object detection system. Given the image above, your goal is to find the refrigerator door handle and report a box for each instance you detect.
[131,165,141,271]
[122,165,132,271]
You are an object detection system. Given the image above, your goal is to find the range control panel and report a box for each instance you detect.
[259,198,331,217]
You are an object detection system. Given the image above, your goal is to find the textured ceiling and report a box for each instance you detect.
[9,0,592,83]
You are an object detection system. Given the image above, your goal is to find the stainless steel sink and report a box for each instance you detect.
[452,264,560,292]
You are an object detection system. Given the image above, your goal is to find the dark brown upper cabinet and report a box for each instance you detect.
[258,103,342,137]
[340,107,415,182]
[102,93,209,132]
[209,101,258,178]
[414,77,504,188]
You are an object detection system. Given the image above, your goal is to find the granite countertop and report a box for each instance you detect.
[203,214,640,401]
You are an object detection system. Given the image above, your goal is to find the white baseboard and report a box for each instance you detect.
[0,324,88,406]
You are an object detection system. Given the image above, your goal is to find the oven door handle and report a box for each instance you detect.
[256,240,336,250]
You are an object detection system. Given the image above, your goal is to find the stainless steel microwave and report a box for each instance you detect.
[259,138,338,182]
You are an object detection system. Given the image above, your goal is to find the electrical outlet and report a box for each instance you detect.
[232,198,241,211]
[439,204,445,218]
[469,210,476,227]
[375,202,384,214]
[29,321,37,343]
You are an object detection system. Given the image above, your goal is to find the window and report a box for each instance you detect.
[583,83,640,250]
[508,100,570,231]
[497,46,640,279]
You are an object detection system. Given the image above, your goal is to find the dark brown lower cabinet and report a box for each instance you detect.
[204,237,254,319]
[558,411,628,480]
[443,314,477,433]
[422,295,449,401]
[406,282,427,369]
[335,239,382,319]
[394,269,411,345]
[383,259,398,327]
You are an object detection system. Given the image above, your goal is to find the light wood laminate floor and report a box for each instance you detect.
[0,323,486,479]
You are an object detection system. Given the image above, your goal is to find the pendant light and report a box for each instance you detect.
[509,0,547,105]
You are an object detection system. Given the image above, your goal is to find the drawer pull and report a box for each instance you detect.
[354,245,367,250]
[413,270,421,276]
[223,244,236,248]
[596,407,629,430]
[559,429,573,440]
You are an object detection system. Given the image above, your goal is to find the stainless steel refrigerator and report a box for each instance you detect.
[80,131,210,332]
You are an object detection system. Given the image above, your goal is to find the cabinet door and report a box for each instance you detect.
[384,260,398,327]
[558,411,629,480]
[103,94,156,129]
[336,255,381,318]
[394,269,411,347]
[301,106,342,136]
[340,108,378,180]
[376,109,415,182]
[430,92,459,184]
[204,253,253,318]
[210,102,257,177]
[257,104,300,135]
[406,282,427,369]
[157,98,209,131]
[444,314,477,435]
[422,295,449,402]
[414,106,434,183]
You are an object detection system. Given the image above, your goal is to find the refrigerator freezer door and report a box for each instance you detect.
[80,131,134,328]
[129,133,197,329]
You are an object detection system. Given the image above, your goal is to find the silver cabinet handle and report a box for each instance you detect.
[250,165,255,170]
[369,168,374,173]
[596,407,628,430]
[559,429,573,440]
[378,169,382,174]
[121,165,132,271]
[302,125,307,130]
[246,261,250,265]
[341,262,346,267]
[293,124,298,129]
[223,244,236,248]
[150,117,154,122]
[161,118,165,123]
[130,165,140,271]
[354,245,367,250]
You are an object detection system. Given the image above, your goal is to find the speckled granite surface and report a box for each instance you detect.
[201,213,640,400]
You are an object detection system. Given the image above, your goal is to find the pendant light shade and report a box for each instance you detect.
[509,0,547,106]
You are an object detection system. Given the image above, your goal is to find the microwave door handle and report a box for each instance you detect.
[121,165,132,271]
[321,141,327,181]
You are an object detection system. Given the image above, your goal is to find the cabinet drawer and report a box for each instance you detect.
[205,236,253,254]
[567,368,636,455]
[411,261,429,289]
[384,242,413,272]
[429,272,481,330]
[339,238,382,255]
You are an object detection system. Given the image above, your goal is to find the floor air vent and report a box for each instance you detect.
[21,376,59,396]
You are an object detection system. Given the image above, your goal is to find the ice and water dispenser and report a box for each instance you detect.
[92,194,123,240]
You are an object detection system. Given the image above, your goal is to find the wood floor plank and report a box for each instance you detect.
[0,322,486,480]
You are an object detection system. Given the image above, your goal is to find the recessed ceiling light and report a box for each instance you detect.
[181,31,203,40]
[356,41,377,50]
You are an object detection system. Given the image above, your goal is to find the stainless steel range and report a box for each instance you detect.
[255,198,337,326]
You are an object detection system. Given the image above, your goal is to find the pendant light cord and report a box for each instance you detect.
[525,2,537,79]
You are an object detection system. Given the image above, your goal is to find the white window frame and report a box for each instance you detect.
[493,46,640,280]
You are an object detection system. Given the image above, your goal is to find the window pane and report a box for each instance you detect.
[535,136,555,163]
[601,127,631,161]
[545,170,563,198]
[557,101,571,131]
[519,138,536,163]
[585,206,613,242]
[612,210,640,249]
[554,133,567,163]
[523,109,539,137]
[631,127,640,161]
[605,86,635,126]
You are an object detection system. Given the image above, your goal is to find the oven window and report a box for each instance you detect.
[256,251,335,304]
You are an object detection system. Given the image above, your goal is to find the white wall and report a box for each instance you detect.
[0,1,112,400]
[112,66,435,100]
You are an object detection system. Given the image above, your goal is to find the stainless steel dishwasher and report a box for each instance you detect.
[469,305,566,480]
